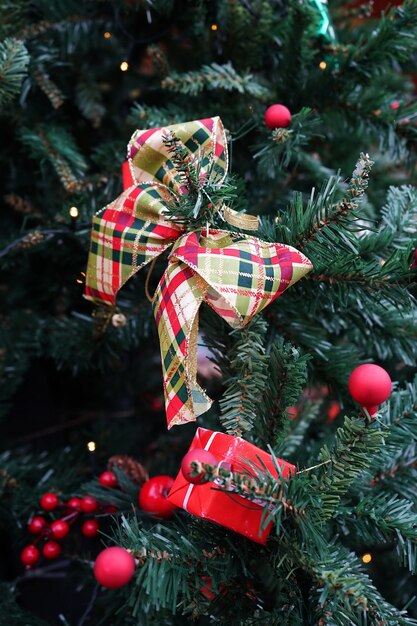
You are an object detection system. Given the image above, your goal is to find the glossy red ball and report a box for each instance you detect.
[287,406,298,420]
[42,541,62,560]
[82,519,99,538]
[348,364,392,406]
[40,493,59,511]
[264,104,292,129]
[138,476,176,519]
[28,516,47,535]
[67,497,82,510]
[181,449,217,484]
[98,471,118,488]
[80,495,99,513]
[94,547,135,588]
[21,545,40,566]
[50,519,70,540]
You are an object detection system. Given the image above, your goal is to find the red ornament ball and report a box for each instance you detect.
[67,497,82,510]
[82,519,100,538]
[181,449,217,484]
[138,475,176,519]
[42,541,62,560]
[99,471,118,488]
[50,519,70,540]
[28,516,47,535]
[21,545,40,566]
[287,406,298,420]
[264,104,292,129]
[80,495,99,514]
[94,546,135,589]
[348,364,392,406]
[40,493,59,511]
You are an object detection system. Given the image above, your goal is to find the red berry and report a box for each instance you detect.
[138,476,176,519]
[287,406,298,420]
[94,546,135,588]
[82,519,99,538]
[104,505,118,514]
[181,449,217,484]
[67,497,82,510]
[326,401,341,424]
[98,471,118,488]
[80,495,99,513]
[264,104,292,129]
[348,364,392,406]
[21,545,40,566]
[42,541,62,560]
[50,519,70,540]
[28,516,47,535]
[40,493,59,511]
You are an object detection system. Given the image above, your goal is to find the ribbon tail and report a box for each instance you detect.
[153,261,212,429]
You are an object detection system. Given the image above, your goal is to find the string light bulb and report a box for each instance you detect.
[120,61,129,72]
[319,61,327,70]
[87,441,96,452]
[211,24,218,31]
[69,206,79,218]
[104,31,111,39]
[362,553,372,564]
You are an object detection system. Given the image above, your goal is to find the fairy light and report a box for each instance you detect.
[87,441,96,452]
[319,61,327,70]
[76,271,86,285]
[362,553,372,564]
[120,61,129,72]
[104,31,111,39]
[211,24,218,31]
[69,206,79,218]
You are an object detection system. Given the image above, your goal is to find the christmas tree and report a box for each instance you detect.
[1,0,417,624]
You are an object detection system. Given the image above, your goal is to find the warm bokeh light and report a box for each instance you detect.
[362,553,372,564]
[87,441,96,452]
[103,32,111,39]
[319,61,327,70]
[69,206,79,218]
[211,24,218,31]
[120,61,129,72]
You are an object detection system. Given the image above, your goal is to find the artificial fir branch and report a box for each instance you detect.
[0,37,29,107]
[296,153,374,250]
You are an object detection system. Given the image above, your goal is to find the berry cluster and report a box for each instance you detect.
[21,471,119,568]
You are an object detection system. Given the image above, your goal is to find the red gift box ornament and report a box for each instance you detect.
[85,117,313,428]
[168,428,295,544]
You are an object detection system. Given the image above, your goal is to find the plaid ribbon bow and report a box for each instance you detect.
[85,117,313,428]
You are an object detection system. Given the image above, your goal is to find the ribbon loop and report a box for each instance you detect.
[85,117,313,428]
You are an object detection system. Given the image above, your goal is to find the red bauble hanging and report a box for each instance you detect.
[40,493,59,511]
[28,516,47,535]
[82,519,100,538]
[98,471,118,488]
[138,475,176,519]
[80,495,99,513]
[42,541,62,560]
[181,449,217,484]
[50,519,70,540]
[21,545,40,566]
[264,104,292,129]
[94,546,136,589]
[348,364,392,406]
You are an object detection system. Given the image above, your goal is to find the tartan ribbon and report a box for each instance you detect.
[85,117,313,428]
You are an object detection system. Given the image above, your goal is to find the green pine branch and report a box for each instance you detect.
[0,38,29,109]
[161,62,270,99]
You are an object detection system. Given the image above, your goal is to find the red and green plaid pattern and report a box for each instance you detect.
[127,117,228,193]
[85,117,313,429]
[154,230,312,427]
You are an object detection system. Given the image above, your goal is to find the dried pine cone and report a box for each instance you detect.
[108,455,149,485]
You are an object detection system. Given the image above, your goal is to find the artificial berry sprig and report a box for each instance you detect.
[20,471,120,569]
